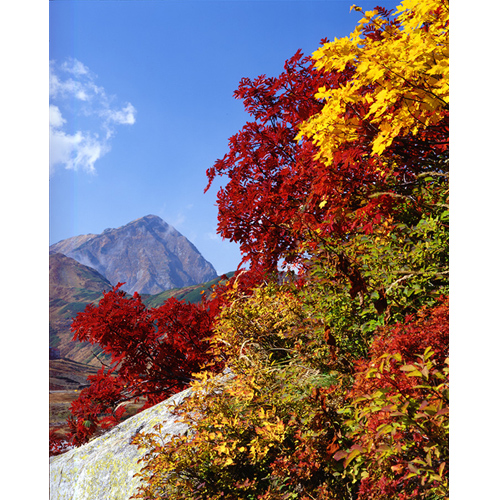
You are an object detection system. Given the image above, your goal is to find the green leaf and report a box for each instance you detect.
[344,448,362,466]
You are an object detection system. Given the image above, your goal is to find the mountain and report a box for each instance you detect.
[49,252,112,303]
[49,252,112,367]
[49,251,233,371]
[49,215,218,295]
[50,358,101,392]
[141,271,235,308]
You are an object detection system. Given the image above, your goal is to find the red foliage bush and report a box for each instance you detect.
[344,297,449,499]
[54,284,220,448]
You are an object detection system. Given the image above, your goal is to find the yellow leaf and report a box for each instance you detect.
[297,0,449,159]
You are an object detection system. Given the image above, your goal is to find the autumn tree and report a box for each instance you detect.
[134,1,449,499]
[206,0,448,364]
[298,0,449,159]
[206,3,448,276]
[132,256,448,499]
[205,49,347,270]
[133,281,355,499]
[336,298,449,499]
[57,284,221,447]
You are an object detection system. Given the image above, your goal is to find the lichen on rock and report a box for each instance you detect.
[50,387,192,500]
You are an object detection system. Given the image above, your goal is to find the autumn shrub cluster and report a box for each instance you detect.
[52,1,449,498]
[50,285,223,452]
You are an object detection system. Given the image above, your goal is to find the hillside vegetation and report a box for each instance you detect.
[51,2,449,499]
[141,272,235,308]
[50,250,232,366]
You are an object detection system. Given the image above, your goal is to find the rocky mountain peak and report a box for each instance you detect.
[49,215,218,295]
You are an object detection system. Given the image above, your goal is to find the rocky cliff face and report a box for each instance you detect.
[49,386,192,500]
[50,215,218,295]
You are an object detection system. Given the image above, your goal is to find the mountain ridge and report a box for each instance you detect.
[49,252,113,367]
[49,215,218,295]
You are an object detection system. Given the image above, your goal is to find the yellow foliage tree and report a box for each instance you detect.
[132,281,351,499]
[130,3,449,498]
[297,0,449,161]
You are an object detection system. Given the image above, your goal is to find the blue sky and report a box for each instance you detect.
[49,0,402,275]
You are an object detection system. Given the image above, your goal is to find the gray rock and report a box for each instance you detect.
[50,215,218,295]
[49,387,192,500]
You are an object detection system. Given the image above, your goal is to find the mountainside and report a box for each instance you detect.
[50,358,101,392]
[49,251,232,372]
[49,215,218,295]
[142,271,235,308]
[50,252,112,302]
[49,252,112,367]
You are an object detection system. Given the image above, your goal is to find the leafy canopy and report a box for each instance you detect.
[206,2,448,275]
[131,1,449,498]
[297,0,449,159]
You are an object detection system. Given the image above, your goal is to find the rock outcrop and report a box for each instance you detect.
[50,387,192,500]
[49,215,218,295]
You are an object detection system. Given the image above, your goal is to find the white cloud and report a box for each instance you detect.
[105,102,136,126]
[72,135,106,172]
[61,58,90,77]
[205,225,222,241]
[49,127,107,175]
[49,58,136,175]
[49,105,65,128]
[49,128,83,174]
[49,69,97,102]
[206,231,220,241]
[172,212,187,228]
